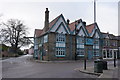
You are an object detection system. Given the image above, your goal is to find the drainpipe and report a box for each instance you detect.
[74,21,79,60]
[75,21,77,60]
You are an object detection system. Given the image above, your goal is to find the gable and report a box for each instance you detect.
[94,30,100,38]
[72,22,89,36]
[106,35,109,39]
[50,15,70,34]
[86,23,95,34]
[78,28,85,36]
[69,19,82,32]
[56,23,68,34]
[90,23,101,38]
[77,22,89,36]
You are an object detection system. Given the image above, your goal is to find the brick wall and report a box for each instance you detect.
[71,35,76,60]
[46,32,75,60]
[48,32,56,60]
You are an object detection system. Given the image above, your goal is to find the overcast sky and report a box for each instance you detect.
[0,0,119,49]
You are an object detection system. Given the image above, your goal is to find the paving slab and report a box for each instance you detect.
[98,67,119,78]
[74,65,119,79]
[74,67,101,76]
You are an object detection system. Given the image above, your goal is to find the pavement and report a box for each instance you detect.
[74,60,120,79]
[32,57,120,79]
[2,55,120,79]
[34,59,120,79]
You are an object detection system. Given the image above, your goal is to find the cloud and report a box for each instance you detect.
[0,1,118,37]
[97,2,118,35]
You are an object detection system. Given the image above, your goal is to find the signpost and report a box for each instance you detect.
[84,36,87,70]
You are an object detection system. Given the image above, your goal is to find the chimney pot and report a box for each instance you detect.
[67,19,70,25]
[46,8,48,11]
[83,21,86,26]
[78,19,82,23]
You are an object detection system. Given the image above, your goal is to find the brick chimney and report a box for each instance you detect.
[77,19,82,24]
[44,8,49,32]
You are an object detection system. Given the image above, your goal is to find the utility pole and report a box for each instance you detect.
[94,0,96,23]
[94,0,97,59]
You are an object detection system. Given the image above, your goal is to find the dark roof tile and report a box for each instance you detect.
[35,29,43,37]
[68,19,82,31]
[86,23,95,34]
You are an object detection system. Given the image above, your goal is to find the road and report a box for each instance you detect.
[2,55,100,78]
[2,55,119,78]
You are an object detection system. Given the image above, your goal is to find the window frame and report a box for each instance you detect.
[55,33,66,57]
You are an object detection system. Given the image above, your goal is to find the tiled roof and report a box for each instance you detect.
[68,19,82,31]
[86,23,95,34]
[101,32,117,39]
[101,32,108,38]
[69,21,76,31]
[35,29,43,37]
[109,34,115,39]
[114,35,120,40]
[49,14,61,28]
[35,14,61,37]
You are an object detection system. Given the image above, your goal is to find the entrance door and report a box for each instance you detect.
[85,45,93,59]
[88,50,93,59]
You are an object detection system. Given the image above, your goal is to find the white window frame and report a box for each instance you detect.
[56,48,65,57]
[56,33,65,42]
[93,50,99,57]
[56,33,66,57]
[44,35,48,43]
[77,49,84,56]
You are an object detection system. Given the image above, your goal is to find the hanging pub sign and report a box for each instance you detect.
[85,38,93,45]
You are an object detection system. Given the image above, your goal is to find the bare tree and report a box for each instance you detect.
[0,19,31,53]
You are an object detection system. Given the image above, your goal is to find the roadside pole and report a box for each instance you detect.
[114,50,116,67]
[84,36,87,70]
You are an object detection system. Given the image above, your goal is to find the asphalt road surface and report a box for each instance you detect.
[1,55,108,78]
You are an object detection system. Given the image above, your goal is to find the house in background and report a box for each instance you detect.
[0,44,10,57]
[117,36,120,59]
[23,49,29,55]
[102,32,118,59]
[28,46,34,55]
[34,8,104,61]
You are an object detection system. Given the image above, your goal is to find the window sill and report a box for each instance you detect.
[56,55,65,57]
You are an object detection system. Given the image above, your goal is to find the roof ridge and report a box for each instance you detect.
[35,29,43,30]
[49,14,61,24]
[69,19,82,25]
[85,23,96,34]
[86,23,95,27]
